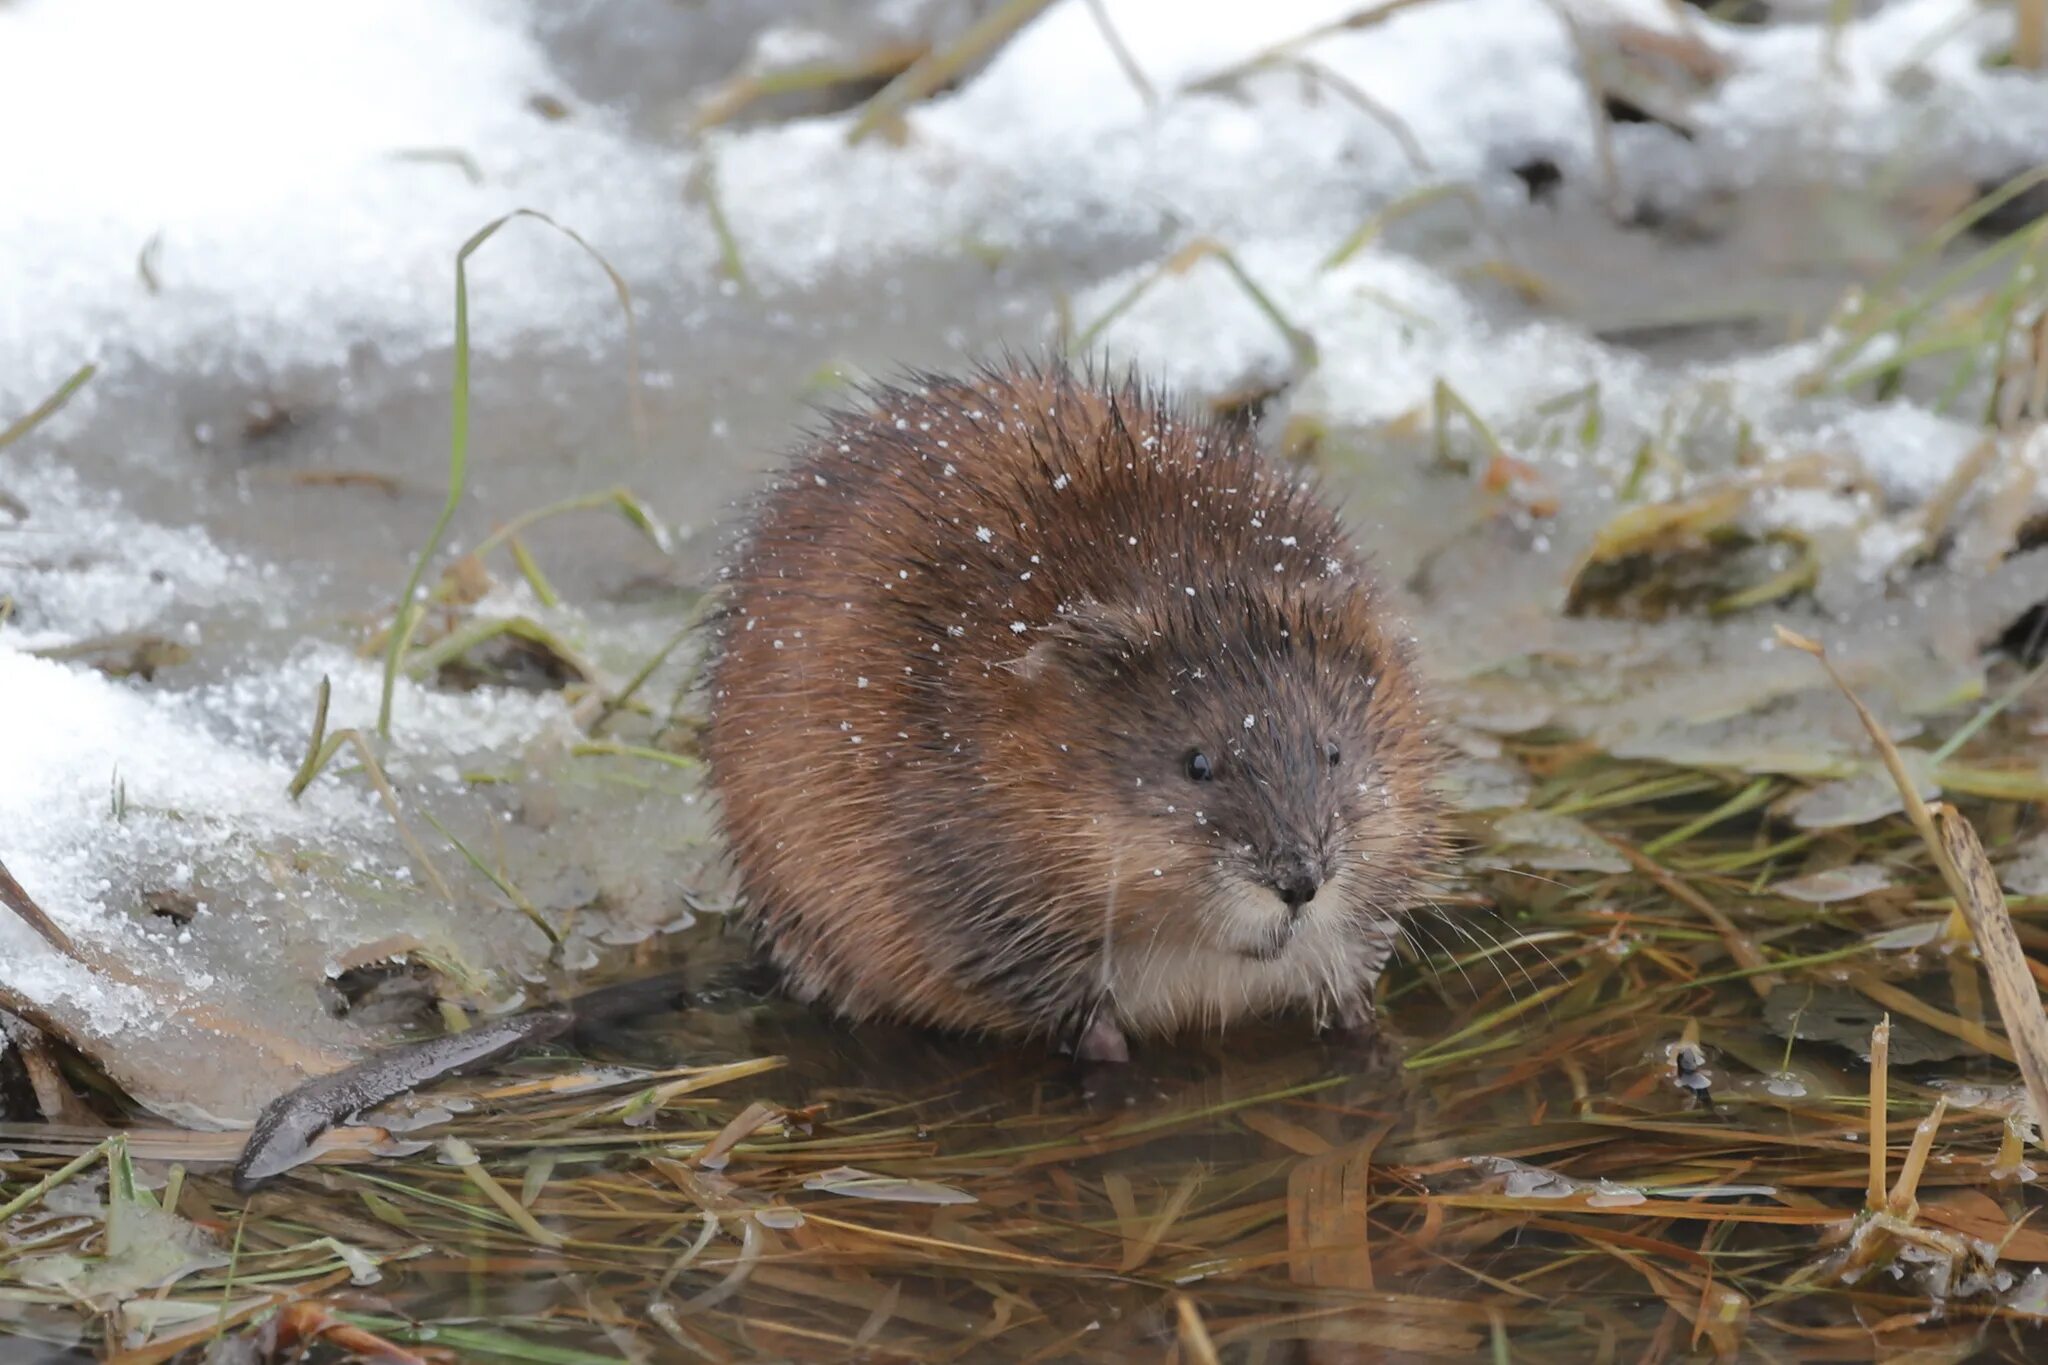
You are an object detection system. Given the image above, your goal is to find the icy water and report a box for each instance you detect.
[17,851,2048,1362]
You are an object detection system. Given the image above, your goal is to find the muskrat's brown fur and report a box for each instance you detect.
[705,361,1443,1059]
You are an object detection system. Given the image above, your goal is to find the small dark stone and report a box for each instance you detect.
[1603,94,1696,141]
[1510,157,1563,204]
[320,958,441,1023]
[0,1031,38,1122]
[1997,515,2048,662]
[527,92,572,121]
[142,888,200,923]
[1970,172,2048,240]
[1682,0,1772,24]
[1998,602,2048,666]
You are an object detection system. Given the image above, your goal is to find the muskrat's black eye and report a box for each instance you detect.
[1325,741,1341,767]
[1185,751,1214,782]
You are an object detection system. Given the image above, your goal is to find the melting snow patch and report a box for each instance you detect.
[1,455,271,650]
[0,0,698,410]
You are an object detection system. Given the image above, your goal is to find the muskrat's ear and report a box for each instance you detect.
[1004,599,1152,682]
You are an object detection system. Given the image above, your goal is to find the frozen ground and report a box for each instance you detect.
[2,0,2046,1121]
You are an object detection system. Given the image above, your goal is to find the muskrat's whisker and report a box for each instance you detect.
[1487,866,1576,891]
[1096,855,1120,1005]
[1397,914,1485,1005]
[1446,901,1572,998]
[1422,903,1534,1011]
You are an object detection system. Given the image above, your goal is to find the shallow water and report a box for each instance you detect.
[19,861,2048,1362]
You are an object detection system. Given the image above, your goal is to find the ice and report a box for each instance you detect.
[801,1165,978,1205]
[1465,1154,1777,1205]
[1485,810,1631,875]
[1787,754,1942,829]
[1771,863,1896,903]
[2001,832,2048,897]
[1,458,269,651]
[1,441,664,1122]
[1807,404,1985,506]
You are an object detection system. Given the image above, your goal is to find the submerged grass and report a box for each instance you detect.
[13,693,2048,1358]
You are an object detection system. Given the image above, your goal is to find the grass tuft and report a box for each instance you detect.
[375,211,644,740]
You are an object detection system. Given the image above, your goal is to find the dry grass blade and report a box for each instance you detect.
[1775,626,1973,929]
[571,740,699,771]
[1069,236,1318,370]
[1867,1014,1890,1213]
[1606,838,1780,995]
[1182,0,1444,90]
[692,1099,781,1169]
[1914,434,1999,554]
[1119,1169,1203,1272]
[0,361,94,450]
[462,486,671,568]
[1933,803,2048,1140]
[688,41,927,131]
[1849,970,2015,1061]
[1173,1292,1223,1365]
[845,0,1058,144]
[688,150,752,293]
[0,1135,116,1222]
[439,1137,565,1248]
[591,614,700,734]
[419,808,560,947]
[0,854,85,962]
[1429,377,1510,469]
[1323,183,1478,270]
[285,715,460,909]
[1081,0,1156,106]
[1887,1097,1948,1220]
[1288,1126,1387,1289]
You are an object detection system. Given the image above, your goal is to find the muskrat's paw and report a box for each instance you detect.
[1321,1001,1402,1076]
[1073,1013,1130,1064]
[1063,1015,1152,1108]
[1326,1027,1402,1076]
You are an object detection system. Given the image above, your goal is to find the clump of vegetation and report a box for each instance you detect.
[11,679,2048,1361]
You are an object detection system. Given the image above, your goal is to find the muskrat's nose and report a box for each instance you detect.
[1275,871,1321,913]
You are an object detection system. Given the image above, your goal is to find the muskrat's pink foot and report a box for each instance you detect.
[1071,1014,1151,1109]
[1074,1012,1130,1064]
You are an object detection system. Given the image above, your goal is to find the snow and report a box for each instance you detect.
[1,458,271,651]
[2,436,579,1119]
[0,0,698,407]
[2,0,2046,1119]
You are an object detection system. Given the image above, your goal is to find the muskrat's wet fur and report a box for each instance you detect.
[705,360,1444,1059]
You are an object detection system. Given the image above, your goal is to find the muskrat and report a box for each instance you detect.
[705,361,1443,1062]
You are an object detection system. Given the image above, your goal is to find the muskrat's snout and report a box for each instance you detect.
[1184,721,1360,930]
[1210,826,1348,957]
[1218,842,1342,962]
[1263,852,1327,915]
